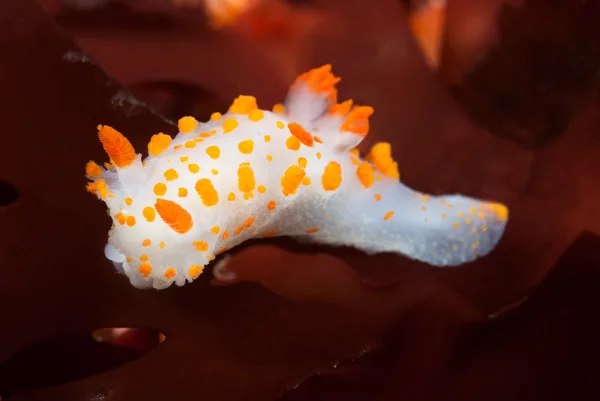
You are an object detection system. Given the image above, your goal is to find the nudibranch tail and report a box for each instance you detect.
[86,64,508,291]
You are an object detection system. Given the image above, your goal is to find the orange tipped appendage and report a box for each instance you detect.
[86,179,110,199]
[340,106,374,137]
[366,142,399,180]
[85,161,102,178]
[229,95,258,115]
[328,100,354,116]
[148,133,172,156]
[294,64,341,101]
[483,202,509,222]
[97,125,136,168]
[155,198,194,234]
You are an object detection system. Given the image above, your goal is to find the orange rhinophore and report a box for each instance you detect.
[155,199,194,234]
[97,125,136,168]
[85,65,509,292]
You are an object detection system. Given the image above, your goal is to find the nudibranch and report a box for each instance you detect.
[85,65,509,290]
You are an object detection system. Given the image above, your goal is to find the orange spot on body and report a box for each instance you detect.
[228,192,236,201]
[287,122,314,147]
[276,121,285,129]
[281,165,305,196]
[267,154,273,162]
[115,212,126,225]
[124,197,133,206]
[164,268,177,279]
[206,145,220,159]
[143,206,156,222]
[193,240,208,251]
[244,217,255,228]
[178,187,188,197]
[272,103,285,114]
[222,117,239,133]
[374,193,382,202]
[164,168,179,181]
[188,163,200,173]
[237,162,256,193]
[188,265,204,279]
[264,135,271,142]
[184,140,196,149]
[248,109,264,122]
[195,179,219,207]
[155,198,194,234]
[142,239,151,247]
[322,161,342,191]
[97,125,136,168]
[211,226,220,235]
[238,139,254,154]
[307,228,319,234]
[286,136,300,151]
[222,230,230,240]
[267,200,276,210]
[384,211,394,220]
[200,130,216,138]
[211,112,222,121]
[139,263,152,278]
[126,216,136,226]
[154,183,167,196]
[298,157,307,168]
[258,185,267,193]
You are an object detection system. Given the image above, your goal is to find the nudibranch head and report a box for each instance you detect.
[86,64,508,290]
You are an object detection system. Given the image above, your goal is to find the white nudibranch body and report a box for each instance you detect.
[85,65,509,290]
